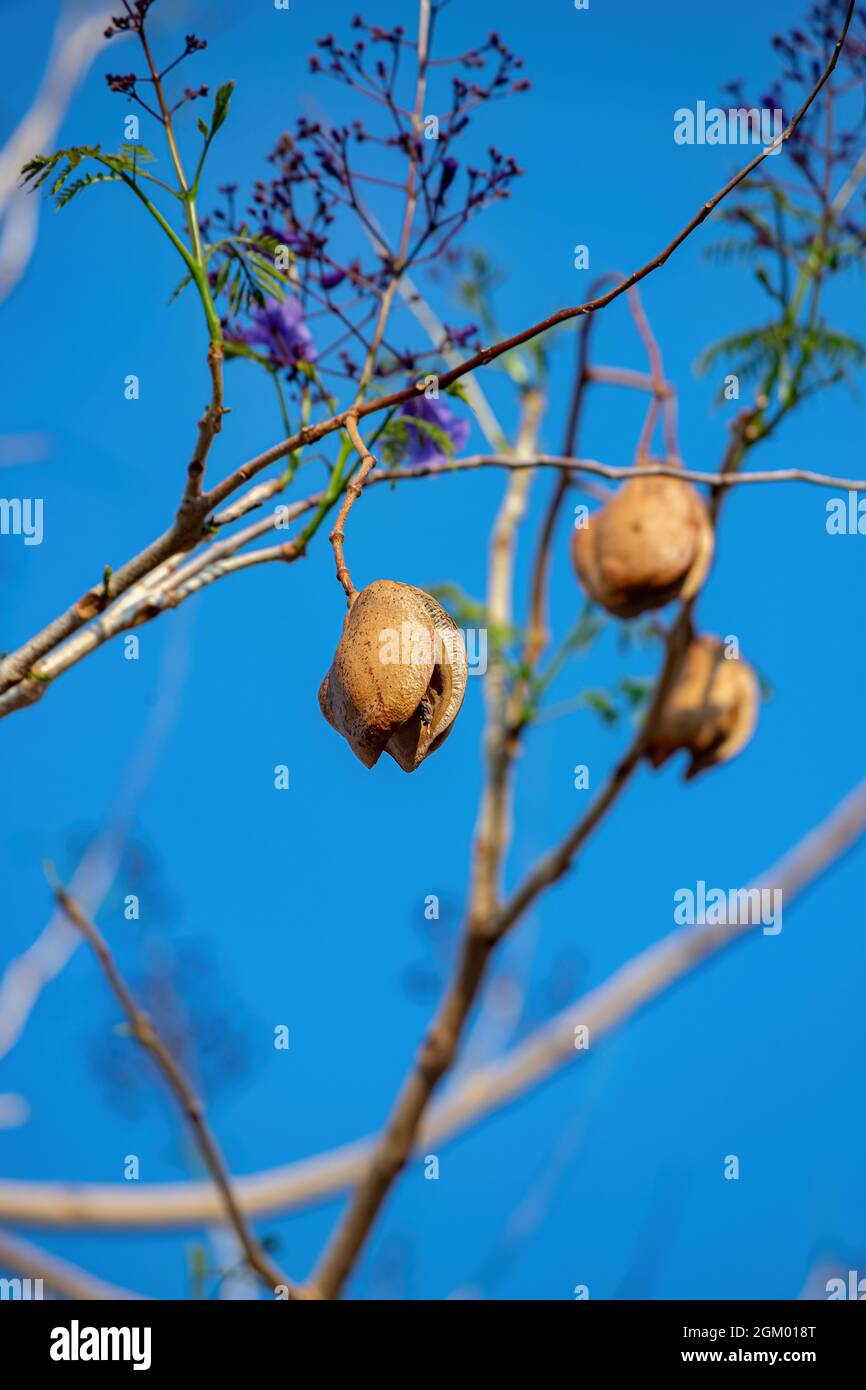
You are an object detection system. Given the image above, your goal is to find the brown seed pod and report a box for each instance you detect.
[572,473,714,617]
[646,635,759,780]
[318,580,467,772]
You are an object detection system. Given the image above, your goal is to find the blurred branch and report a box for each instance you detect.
[48,875,300,1299]
[471,390,546,922]
[0,4,117,304]
[525,275,678,670]
[2,774,863,1231]
[525,274,617,669]
[0,1226,145,1301]
[377,455,866,490]
[831,143,866,215]
[627,282,680,464]
[0,612,193,1062]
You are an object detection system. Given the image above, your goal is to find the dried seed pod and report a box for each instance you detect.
[318,580,467,772]
[646,635,759,780]
[572,474,713,618]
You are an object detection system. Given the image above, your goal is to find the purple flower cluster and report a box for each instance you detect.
[200,7,526,407]
[227,296,317,370]
[397,396,471,467]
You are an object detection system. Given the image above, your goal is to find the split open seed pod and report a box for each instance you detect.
[645,635,759,780]
[572,473,713,618]
[318,580,467,772]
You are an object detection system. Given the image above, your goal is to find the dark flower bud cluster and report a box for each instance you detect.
[716,0,866,269]
[103,0,208,124]
[204,6,527,414]
[701,0,866,413]
[104,0,156,39]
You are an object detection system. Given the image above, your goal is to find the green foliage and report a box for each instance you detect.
[21,144,159,210]
[698,143,866,427]
[582,689,619,725]
[193,83,235,191]
[758,671,775,703]
[210,83,234,139]
[456,248,504,337]
[187,1244,209,1301]
[618,675,655,709]
[531,674,655,731]
[697,319,866,400]
[171,231,294,319]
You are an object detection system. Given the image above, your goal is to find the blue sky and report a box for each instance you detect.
[1,0,865,1300]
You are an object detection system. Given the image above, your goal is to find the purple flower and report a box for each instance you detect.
[230,296,316,368]
[398,394,470,466]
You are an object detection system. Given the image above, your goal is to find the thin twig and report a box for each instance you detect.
[47,873,301,1299]
[525,281,615,667]
[182,340,225,502]
[378,454,866,492]
[329,415,378,604]
[1,447,860,723]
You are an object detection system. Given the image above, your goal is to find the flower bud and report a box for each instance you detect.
[318,580,467,772]
[646,635,759,779]
[572,474,713,617]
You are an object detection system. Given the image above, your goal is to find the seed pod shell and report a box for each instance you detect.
[319,579,467,772]
[646,635,759,779]
[572,474,713,617]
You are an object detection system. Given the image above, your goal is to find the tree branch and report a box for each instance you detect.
[48,875,301,1299]
[0,1226,146,1300]
[0,3,852,712]
[4,774,861,1232]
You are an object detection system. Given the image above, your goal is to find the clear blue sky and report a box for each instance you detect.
[1,0,865,1300]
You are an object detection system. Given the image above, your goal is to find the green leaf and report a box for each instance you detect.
[560,607,605,656]
[618,675,654,709]
[583,689,619,726]
[21,143,159,210]
[21,146,98,193]
[445,380,472,405]
[56,169,120,208]
[168,271,194,305]
[192,83,235,192]
[804,326,866,368]
[118,142,156,165]
[211,82,235,138]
